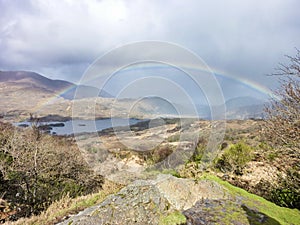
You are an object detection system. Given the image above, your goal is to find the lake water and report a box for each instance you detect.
[15,118,144,135]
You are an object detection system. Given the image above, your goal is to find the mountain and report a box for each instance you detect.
[225,96,265,109]
[185,97,267,120]
[0,71,268,121]
[225,96,267,119]
[127,95,268,119]
[132,96,178,116]
[0,70,112,99]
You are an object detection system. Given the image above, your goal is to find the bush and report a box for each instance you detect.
[270,169,300,209]
[262,50,300,209]
[215,142,253,175]
[152,146,173,163]
[188,136,207,164]
[0,122,103,220]
[264,50,300,150]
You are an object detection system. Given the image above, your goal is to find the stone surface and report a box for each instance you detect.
[58,174,228,225]
[57,174,287,225]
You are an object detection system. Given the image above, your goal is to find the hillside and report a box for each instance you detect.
[0,71,113,120]
[4,118,299,224]
[0,71,112,100]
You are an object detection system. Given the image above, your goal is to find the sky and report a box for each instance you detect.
[1,0,300,101]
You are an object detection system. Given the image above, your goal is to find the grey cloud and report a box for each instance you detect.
[0,0,299,92]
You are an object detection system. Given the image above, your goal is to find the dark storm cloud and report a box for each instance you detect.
[0,0,299,90]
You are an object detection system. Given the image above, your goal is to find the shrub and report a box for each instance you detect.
[215,142,253,175]
[262,50,300,209]
[264,50,300,150]
[270,169,300,209]
[152,146,173,163]
[0,122,103,220]
[188,136,207,164]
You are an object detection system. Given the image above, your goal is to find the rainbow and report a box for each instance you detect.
[32,63,280,113]
[78,62,279,100]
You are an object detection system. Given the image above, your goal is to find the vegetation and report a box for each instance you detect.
[1,51,300,222]
[269,169,300,209]
[143,145,174,165]
[0,122,103,222]
[199,174,300,225]
[264,49,300,150]
[159,211,186,225]
[5,180,123,225]
[215,142,253,175]
[263,49,300,209]
[190,136,207,164]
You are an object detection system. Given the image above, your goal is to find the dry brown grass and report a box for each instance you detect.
[5,180,123,225]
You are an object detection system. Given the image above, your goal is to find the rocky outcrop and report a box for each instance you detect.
[62,175,245,225]
[58,174,228,225]
[57,174,292,225]
[183,199,280,225]
[54,172,300,225]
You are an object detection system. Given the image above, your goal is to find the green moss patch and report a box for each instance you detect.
[159,211,186,225]
[199,174,300,225]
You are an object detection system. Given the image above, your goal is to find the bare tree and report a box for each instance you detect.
[263,49,300,209]
[0,122,103,219]
[264,49,300,152]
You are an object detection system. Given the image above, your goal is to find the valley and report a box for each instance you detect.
[0,71,267,123]
[1,1,300,224]
[0,70,299,224]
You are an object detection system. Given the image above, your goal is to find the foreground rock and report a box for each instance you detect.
[58,174,227,224]
[57,174,295,225]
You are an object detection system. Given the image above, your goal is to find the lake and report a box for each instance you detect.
[15,118,144,135]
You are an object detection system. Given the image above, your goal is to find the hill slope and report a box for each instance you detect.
[0,70,112,100]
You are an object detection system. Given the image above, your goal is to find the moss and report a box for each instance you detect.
[220,203,249,224]
[241,205,281,225]
[199,174,300,225]
[159,211,186,225]
[161,169,181,178]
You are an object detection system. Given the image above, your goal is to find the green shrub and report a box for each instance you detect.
[215,142,253,175]
[271,188,300,209]
[191,144,205,164]
[270,169,300,209]
[188,136,207,165]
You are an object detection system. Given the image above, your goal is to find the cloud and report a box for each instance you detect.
[0,0,299,92]
[0,0,165,80]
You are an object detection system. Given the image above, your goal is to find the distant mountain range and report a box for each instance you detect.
[225,96,267,119]
[126,96,267,119]
[0,71,112,99]
[0,70,268,120]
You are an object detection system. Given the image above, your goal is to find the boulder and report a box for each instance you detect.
[58,174,228,225]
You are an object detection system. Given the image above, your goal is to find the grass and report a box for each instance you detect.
[199,174,300,225]
[161,169,181,178]
[7,180,123,225]
[159,211,186,225]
